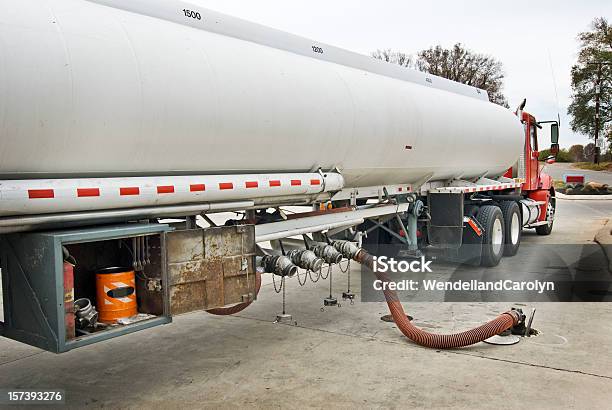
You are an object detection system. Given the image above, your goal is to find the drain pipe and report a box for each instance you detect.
[334,241,523,349]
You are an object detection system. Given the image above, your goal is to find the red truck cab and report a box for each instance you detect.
[520,110,560,235]
[503,104,559,235]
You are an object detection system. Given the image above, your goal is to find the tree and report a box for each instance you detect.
[371,49,416,69]
[372,43,509,107]
[584,142,597,161]
[568,18,612,146]
[417,44,509,107]
[568,144,585,162]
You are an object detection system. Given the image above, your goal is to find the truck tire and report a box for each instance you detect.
[476,205,505,267]
[535,197,555,236]
[499,201,521,256]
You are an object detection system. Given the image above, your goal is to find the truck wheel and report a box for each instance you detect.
[499,201,521,256]
[536,198,555,236]
[476,205,505,267]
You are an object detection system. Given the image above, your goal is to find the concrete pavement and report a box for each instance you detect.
[544,162,612,185]
[0,199,610,408]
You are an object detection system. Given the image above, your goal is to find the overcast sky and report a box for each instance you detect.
[193,0,610,148]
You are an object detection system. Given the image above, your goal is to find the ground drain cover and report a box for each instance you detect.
[483,334,521,345]
[380,314,412,322]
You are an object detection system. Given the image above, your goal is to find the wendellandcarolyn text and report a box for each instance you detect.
[372,278,554,294]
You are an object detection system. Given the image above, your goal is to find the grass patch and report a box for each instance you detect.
[572,162,612,171]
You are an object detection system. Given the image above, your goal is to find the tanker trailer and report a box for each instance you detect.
[0,0,558,352]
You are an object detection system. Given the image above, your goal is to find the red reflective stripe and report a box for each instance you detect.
[28,189,54,199]
[77,188,100,197]
[120,187,140,196]
[245,181,258,188]
[219,182,233,190]
[291,180,301,186]
[310,179,321,186]
[190,184,206,192]
[467,218,482,236]
[398,187,403,192]
[269,180,281,187]
[157,185,174,194]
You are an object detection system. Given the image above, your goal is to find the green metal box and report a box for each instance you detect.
[0,224,172,353]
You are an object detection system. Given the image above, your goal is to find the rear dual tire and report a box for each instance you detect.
[499,201,521,256]
[476,205,505,267]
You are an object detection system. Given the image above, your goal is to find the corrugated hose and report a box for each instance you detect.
[205,248,521,348]
[353,249,521,348]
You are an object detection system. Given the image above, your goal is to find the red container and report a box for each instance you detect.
[63,262,75,340]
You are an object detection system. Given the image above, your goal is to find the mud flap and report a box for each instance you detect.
[427,193,464,249]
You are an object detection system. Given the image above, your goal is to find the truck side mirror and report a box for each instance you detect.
[550,143,559,155]
[551,123,559,144]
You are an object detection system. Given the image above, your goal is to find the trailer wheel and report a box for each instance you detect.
[476,205,505,267]
[536,197,555,236]
[499,201,521,256]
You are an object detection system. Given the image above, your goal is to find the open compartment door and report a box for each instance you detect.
[165,225,257,315]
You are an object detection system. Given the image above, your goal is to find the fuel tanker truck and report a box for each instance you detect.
[0,0,559,352]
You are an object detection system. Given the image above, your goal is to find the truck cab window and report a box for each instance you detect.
[530,125,538,151]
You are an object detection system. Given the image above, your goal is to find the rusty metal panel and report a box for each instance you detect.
[166,225,256,315]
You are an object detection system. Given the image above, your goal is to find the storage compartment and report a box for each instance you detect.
[0,224,172,353]
[0,223,257,353]
[64,233,167,338]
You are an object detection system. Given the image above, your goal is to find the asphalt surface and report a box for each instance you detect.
[0,199,610,408]
[544,162,612,185]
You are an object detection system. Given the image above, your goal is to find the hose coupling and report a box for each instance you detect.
[74,298,98,329]
[310,243,343,264]
[258,255,298,277]
[332,240,361,259]
[505,308,526,326]
[287,249,324,272]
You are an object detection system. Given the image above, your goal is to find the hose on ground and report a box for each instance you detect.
[353,249,521,349]
[206,271,262,316]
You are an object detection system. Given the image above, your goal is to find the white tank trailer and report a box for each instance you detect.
[0,0,523,207]
[0,0,554,354]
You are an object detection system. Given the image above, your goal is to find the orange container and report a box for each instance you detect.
[95,267,137,323]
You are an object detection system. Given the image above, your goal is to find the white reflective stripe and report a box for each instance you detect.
[432,181,522,193]
[0,172,344,216]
